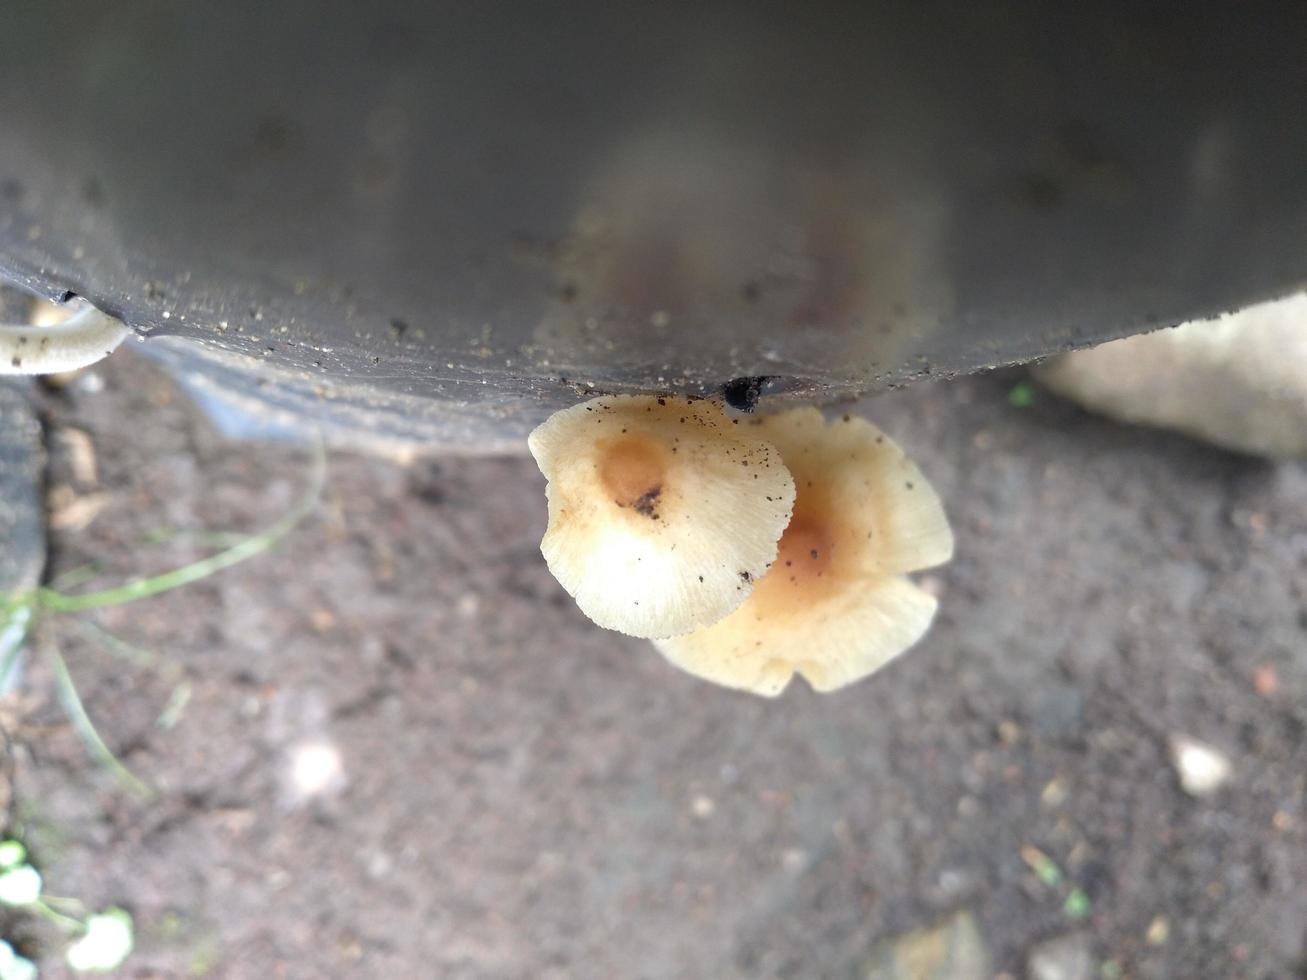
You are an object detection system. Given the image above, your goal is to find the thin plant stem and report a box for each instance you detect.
[155,681,192,730]
[46,641,154,801]
[39,444,325,614]
[143,528,252,549]
[30,897,86,932]
[40,893,87,916]
[1,597,35,685]
[68,618,157,669]
[47,562,103,593]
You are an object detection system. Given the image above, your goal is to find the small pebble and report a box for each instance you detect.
[781,848,808,872]
[1169,735,1232,796]
[1027,932,1094,980]
[690,794,715,819]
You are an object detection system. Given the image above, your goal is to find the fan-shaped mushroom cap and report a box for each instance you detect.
[654,408,953,695]
[529,395,796,638]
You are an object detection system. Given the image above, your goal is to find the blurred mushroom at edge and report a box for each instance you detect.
[528,394,796,639]
[1034,291,1307,458]
[653,408,954,696]
[0,298,130,376]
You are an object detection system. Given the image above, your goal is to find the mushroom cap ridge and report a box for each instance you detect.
[654,407,953,695]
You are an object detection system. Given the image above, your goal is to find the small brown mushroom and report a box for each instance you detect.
[528,395,796,638]
[653,407,953,695]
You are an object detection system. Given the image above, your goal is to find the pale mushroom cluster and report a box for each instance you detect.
[529,395,953,696]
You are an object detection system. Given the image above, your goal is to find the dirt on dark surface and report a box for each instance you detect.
[1,347,1306,979]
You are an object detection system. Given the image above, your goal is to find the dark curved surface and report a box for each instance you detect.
[2,2,1306,446]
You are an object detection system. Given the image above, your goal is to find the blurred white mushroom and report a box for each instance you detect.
[654,408,953,696]
[528,394,796,638]
[0,299,130,376]
[1035,291,1307,458]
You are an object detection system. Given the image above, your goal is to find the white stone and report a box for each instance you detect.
[288,740,346,800]
[1170,735,1232,796]
[1028,933,1094,980]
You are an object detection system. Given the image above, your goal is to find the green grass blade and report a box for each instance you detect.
[1,596,36,688]
[68,618,157,669]
[143,528,255,549]
[46,642,154,800]
[47,562,104,593]
[155,681,192,730]
[39,443,325,615]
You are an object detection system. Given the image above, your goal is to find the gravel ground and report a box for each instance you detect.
[2,347,1305,979]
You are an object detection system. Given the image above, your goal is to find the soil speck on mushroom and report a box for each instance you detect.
[633,486,661,518]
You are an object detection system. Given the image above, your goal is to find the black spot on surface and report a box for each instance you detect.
[633,486,662,518]
[389,318,409,339]
[723,376,771,413]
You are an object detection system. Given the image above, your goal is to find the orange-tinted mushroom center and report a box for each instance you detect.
[599,437,668,517]
[753,504,841,614]
[775,513,835,579]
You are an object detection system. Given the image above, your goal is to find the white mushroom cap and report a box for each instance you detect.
[529,394,796,638]
[654,407,953,695]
